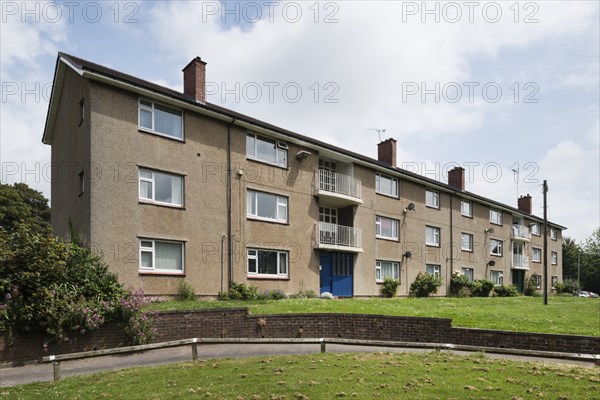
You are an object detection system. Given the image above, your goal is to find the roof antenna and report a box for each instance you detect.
[368,128,386,142]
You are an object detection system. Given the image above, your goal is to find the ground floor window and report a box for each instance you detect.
[426,264,441,278]
[376,260,400,282]
[490,270,503,285]
[551,276,558,288]
[139,239,184,273]
[532,274,542,289]
[247,248,288,278]
[461,267,474,282]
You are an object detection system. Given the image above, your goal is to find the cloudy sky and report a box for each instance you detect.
[1,1,598,242]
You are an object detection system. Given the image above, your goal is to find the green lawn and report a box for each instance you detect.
[3,352,599,399]
[147,296,600,336]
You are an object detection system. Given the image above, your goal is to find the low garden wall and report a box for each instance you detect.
[2,308,598,364]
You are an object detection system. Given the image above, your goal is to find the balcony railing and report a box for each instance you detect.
[512,254,530,269]
[316,169,362,201]
[317,222,362,249]
[511,225,531,241]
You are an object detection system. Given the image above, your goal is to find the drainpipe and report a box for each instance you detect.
[221,234,227,293]
[227,118,236,289]
[449,193,454,294]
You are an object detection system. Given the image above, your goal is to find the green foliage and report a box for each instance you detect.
[493,285,518,297]
[0,183,50,235]
[176,281,196,301]
[524,275,539,296]
[449,271,471,297]
[218,282,259,301]
[562,229,600,293]
[553,281,565,294]
[470,280,494,297]
[409,272,442,298]
[258,289,287,300]
[561,279,580,294]
[0,225,154,345]
[288,290,318,299]
[381,278,401,298]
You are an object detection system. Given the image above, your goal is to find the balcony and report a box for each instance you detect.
[511,225,531,241]
[314,169,363,207]
[314,222,363,253]
[512,254,530,270]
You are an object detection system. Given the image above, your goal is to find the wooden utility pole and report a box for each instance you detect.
[543,180,548,305]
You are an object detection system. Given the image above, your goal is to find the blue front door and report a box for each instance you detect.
[320,252,353,297]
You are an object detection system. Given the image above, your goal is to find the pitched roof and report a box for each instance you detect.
[43,52,566,229]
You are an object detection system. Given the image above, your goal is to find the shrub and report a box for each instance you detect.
[409,272,442,298]
[218,282,259,301]
[320,292,334,300]
[381,278,401,298]
[176,281,196,301]
[524,275,539,296]
[449,271,471,297]
[493,284,518,297]
[562,279,580,294]
[470,280,494,297]
[554,282,565,294]
[288,290,317,299]
[261,289,287,300]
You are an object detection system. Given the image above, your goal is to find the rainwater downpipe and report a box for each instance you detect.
[227,117,236,289]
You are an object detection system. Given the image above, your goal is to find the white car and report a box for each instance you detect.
[577,291,590,297]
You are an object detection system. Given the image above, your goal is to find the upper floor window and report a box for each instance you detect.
[375,173,398,198]
[551,228,557,240]
[425,226,441,247]
[247,190,288,223]
[461,233,473,251]
[531,247,541,262]
[551,251,558,265]
[489,239,503,256]
[246,133,287,168]
[461,199,472,217]
[530,223,540,236]
[489,209,502,225]
[376,260,400,282]
[139,239,184,274]
[247,248,288,278]
[139,168,183,207]
[426,264,441,278]
[138,99,183,140]
[375,216,399,240]
[425,189,439,209]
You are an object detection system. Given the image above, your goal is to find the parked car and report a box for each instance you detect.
[587,291,599,298]
[577,291,590,297]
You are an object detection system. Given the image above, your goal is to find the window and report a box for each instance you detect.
[531,247,541,262]
[375,174,398,198]
[489,209,502,225]
[319,207,337,224]
[247,249,288,277]
[138,99,183,140]
[426,264,441,278]
[376,261,400,282]
[247,190,288,223]
[425,226,440,247]
[551,228,557,240]
[139,168,183,206]
[79,97,85,126]
[461,233,473,251]
[532,274,541,290]
[530,223,540,236]
[461,199,472,217]
[246,133,288,168]
[489,239,503,256]
[551,251,558,265]
[139,239,184,273]
[425,189,439,208]
[78,170,85,195]
[462,267,474,282]
[375,216,399,240]
[490,270,503,285]
[551,276,558,288]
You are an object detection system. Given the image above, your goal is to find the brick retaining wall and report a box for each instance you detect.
[1,308,598,364]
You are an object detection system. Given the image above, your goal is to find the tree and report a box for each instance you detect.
[562,237,581,281]
[0,183,50,234]
[581,228,600,293]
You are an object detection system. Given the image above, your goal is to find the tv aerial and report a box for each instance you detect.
[368,128,386,141]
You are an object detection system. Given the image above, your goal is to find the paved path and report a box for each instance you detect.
[1,343,596,387]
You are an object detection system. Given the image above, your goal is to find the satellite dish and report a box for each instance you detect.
[403,251,412,259]
[407,203,415,211]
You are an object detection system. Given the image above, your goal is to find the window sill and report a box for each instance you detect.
[139,271,186,277]
[490,222,503,226]
[247,216,289,225]
[139,200,186,210]
[247,276,290,281]
[246,157,288,170]
[138,127,185,143]
[489,254,503,257]
[426,243,441,248]
[461,249,473,253]
[376,236,399,242]
[461,214,473,219]
[375,192,399,200]
[426,205,440,210]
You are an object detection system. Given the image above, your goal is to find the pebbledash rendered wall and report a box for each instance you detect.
[1,309,598,364]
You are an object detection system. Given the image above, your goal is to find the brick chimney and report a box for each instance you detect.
[448,167,465,191]
[183,57,207,103]
[518,194,532,214]
[377,138,397,167]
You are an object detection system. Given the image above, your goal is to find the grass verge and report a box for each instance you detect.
[3,352,599,399]
[147,296,600,336]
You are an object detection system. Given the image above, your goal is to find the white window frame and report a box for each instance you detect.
[375,173,399,198]
[375,216,399,240]
[425,226,441,247]
[489,239,503,256]
[246,133,288,168]
[138,98,184,140]
[461,233,473,252]
[425,189,440,209]
[551,251,558,265]
[490,270,503,285]
[247,248,289,278]
[139,168,184,207]
[531,247,541,262]
[375,260,400,282]
[139,239,184,274]
[461,199,472,217]
[532,274,542,289]
[530,223,541,236]
[426,264,441,278]
[462,267,474,282]
[551,228,557,241]
[247,190,288,223]
[551,276,558,288]
[489,209,502,225]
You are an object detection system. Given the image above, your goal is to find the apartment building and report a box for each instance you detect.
[42,53,565,297]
